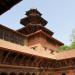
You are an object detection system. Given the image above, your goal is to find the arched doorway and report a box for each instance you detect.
[0,72,7,75]
[10,72,16,75]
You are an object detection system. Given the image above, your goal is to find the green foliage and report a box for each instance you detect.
[59,45,71,52]
[59,29,75,52]
[70,29,75,49]
[71,29,75,42]
[70,42,75,49]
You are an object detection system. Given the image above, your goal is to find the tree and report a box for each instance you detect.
[59,45,71,52]
[59,29,75,52]
[70,29,75,49]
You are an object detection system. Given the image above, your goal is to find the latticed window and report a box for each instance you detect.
[55,62,60,68]
[18,36,25,45]
[4,30,10,41]
[0,28,4,39]
[13,34,19,44]
[60,61,66,67]
[9,32,15,43]
[0,26,25,45]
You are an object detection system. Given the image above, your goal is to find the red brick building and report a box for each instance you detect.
[0,9,75,75]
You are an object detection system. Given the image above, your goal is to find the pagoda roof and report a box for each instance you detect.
[26,30,64,46]
[26,9,42,16]
[20,15,48,26]
[17,25,54,36]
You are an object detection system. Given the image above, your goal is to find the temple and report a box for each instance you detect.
[0,9,75,75]
[0,0,22,15]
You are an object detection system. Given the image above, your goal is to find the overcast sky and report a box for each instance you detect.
[0,0,75,45]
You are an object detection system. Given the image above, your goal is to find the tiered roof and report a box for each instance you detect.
[20,9,47,26]
[18,9,64,46]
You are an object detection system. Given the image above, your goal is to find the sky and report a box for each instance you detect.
[0,0,75,45]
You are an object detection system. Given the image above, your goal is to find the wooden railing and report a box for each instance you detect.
[0,25,26,46]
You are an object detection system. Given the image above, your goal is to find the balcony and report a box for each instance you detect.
[0,25,26,46]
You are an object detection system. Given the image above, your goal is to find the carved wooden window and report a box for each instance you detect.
[9,32,14,43]
[60,61,66,67]
[4,30,10,41]
[55,62,60,68]
[0,28,4,39]
[0,27,25,45]
[19,36,24,45]
[13,33,18,43]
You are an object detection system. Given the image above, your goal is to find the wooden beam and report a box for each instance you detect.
[12,54,19,64]
[3,51,11,63]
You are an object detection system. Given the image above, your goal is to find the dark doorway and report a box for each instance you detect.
[62,73,66,75]
[10,72,16,75]
[0,72,7,75]
[26,73,31,75]
[19,73,24,75]
[32,73,36,75]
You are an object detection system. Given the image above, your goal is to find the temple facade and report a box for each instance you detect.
[0,9,75,75]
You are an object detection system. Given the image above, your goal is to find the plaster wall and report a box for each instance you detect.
[28,35,59,52]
